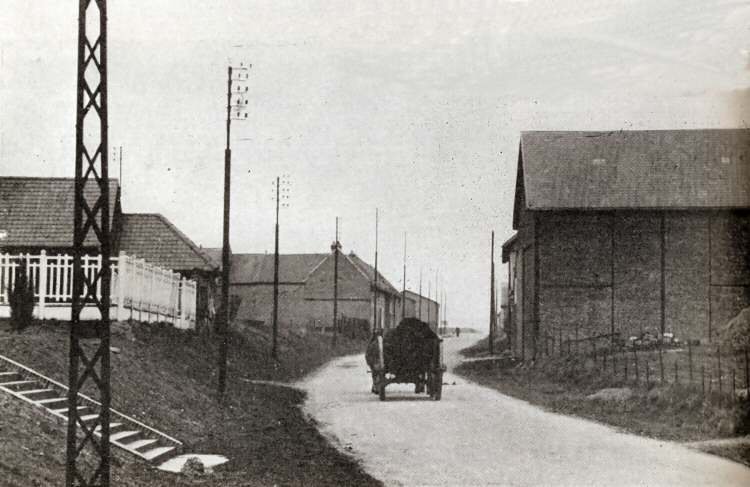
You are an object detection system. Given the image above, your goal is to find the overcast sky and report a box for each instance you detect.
[1,0,748,328]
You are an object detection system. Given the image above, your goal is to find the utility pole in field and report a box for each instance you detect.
[67,1,113,484]
[218,61,250,398]
[489,231,496,355]
[332,217,340,346]
[271,175,290,359]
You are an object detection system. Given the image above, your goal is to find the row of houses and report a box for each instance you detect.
[0,176,438,332]
[501,129,750,360]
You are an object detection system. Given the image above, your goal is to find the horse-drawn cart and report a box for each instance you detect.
[365,318,446,401]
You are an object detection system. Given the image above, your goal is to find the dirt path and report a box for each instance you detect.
[299,334,750,486]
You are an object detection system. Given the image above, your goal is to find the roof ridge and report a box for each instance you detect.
[123,213,216,270]
[521,128,749,135]
[151,214,216,269]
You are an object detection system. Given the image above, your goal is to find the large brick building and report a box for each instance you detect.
[502,129,750,360]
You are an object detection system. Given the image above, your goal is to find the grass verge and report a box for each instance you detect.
[0,319,381,486]
[454,341,750,467]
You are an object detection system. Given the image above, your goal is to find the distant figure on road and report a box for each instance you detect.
[455,327,460,337]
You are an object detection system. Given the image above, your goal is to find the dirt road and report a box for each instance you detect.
[299,334,750,486]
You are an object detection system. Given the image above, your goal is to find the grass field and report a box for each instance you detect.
[0,320,381,486]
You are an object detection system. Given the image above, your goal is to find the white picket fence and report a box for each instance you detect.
[0,251,196,329]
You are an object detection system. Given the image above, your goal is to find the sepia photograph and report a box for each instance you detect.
[0,1,749,485]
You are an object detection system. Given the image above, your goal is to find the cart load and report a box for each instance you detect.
[365,318,445,401]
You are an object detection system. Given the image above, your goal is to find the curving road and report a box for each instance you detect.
[299,334,750,486]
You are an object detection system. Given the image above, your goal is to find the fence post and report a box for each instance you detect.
[38,250,47,320]
[116,252,127,322]
[674,360,679,385]
[645,359,650,388]
[732,368,736,401]
[623,349,628,381]
[688,341,693,384]
[559,328,563,356]
[701,365,705,395]
[633,348,639,384]
[179,277,186,329]
[575,323,579,355]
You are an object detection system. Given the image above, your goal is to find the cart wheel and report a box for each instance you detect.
[432,371,443,401]
[378,372,386,401]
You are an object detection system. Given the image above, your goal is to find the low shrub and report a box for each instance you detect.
[9,260,35,331]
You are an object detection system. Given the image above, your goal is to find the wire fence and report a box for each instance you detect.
[533,328,749,402]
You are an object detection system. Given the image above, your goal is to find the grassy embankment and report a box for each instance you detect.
[456,337,750,467]
[0,319,381,486]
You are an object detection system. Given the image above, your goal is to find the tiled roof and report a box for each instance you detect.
[347,252,400,296]
[0,177,119,248]
[201,247,224,269]
[119,214,217,273]
[228,251,400,295]
[518,129,750,212]
[230,253,328,284]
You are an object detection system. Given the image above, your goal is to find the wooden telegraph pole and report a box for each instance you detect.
[418,268,423,321]
[332,217,340,346]
[373,209,379,332]
[489,231,496,355]
[218,62,250,397]
[401,233,407,320]
[270,176,290,359]
[427,277,431,329]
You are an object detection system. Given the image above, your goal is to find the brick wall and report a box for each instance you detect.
[710,212,750,334]
[538,213,611,347]
[665,214,709,340]
[509,210,750,360]
[231,283,303,326]
[613,213,661,338]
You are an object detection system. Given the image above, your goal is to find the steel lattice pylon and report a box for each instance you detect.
[66,1,112,486]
